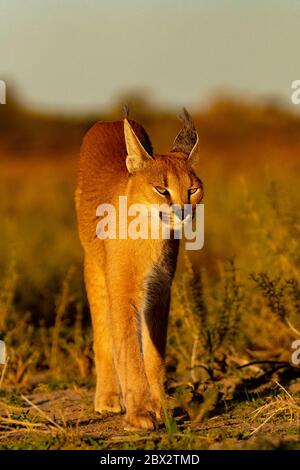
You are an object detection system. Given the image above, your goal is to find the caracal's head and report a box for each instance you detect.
[124,109,204,230]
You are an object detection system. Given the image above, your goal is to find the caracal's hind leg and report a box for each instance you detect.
[84,255,123,414]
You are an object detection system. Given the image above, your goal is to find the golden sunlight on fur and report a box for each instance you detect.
[75,109,203,430]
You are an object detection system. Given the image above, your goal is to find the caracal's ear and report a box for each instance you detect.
[171,108,200,166]
[124,118,153,173]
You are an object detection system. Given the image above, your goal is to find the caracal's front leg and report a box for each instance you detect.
[106,255,156,430]
[142,290,171,421]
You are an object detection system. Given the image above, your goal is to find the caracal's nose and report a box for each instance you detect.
[173,205,192,222]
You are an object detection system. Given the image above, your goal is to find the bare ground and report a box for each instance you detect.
[0,385,299,450]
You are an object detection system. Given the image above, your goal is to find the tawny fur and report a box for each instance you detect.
[75,116,203,430]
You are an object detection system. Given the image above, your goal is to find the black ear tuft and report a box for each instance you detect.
[171,108,198,155]
[179,107,194,126]
[123,103,129,119]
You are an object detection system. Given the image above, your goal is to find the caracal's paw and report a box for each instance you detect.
[150,398,163,422]
[124,410,157,431]
[95,393,124,415]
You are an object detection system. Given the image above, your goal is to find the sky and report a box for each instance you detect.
[0,0,299,114]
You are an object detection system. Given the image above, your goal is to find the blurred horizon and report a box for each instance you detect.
[2,86,300,156]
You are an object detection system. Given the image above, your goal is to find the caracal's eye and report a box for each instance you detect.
[188,187,200,196]
[154,186,170,197]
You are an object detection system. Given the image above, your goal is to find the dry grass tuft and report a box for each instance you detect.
[249,381,300,436]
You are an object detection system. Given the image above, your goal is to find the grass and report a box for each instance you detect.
[0,141,299,449]
[0,385,299,450]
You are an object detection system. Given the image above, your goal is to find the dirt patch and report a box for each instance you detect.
[0,386,299,450]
